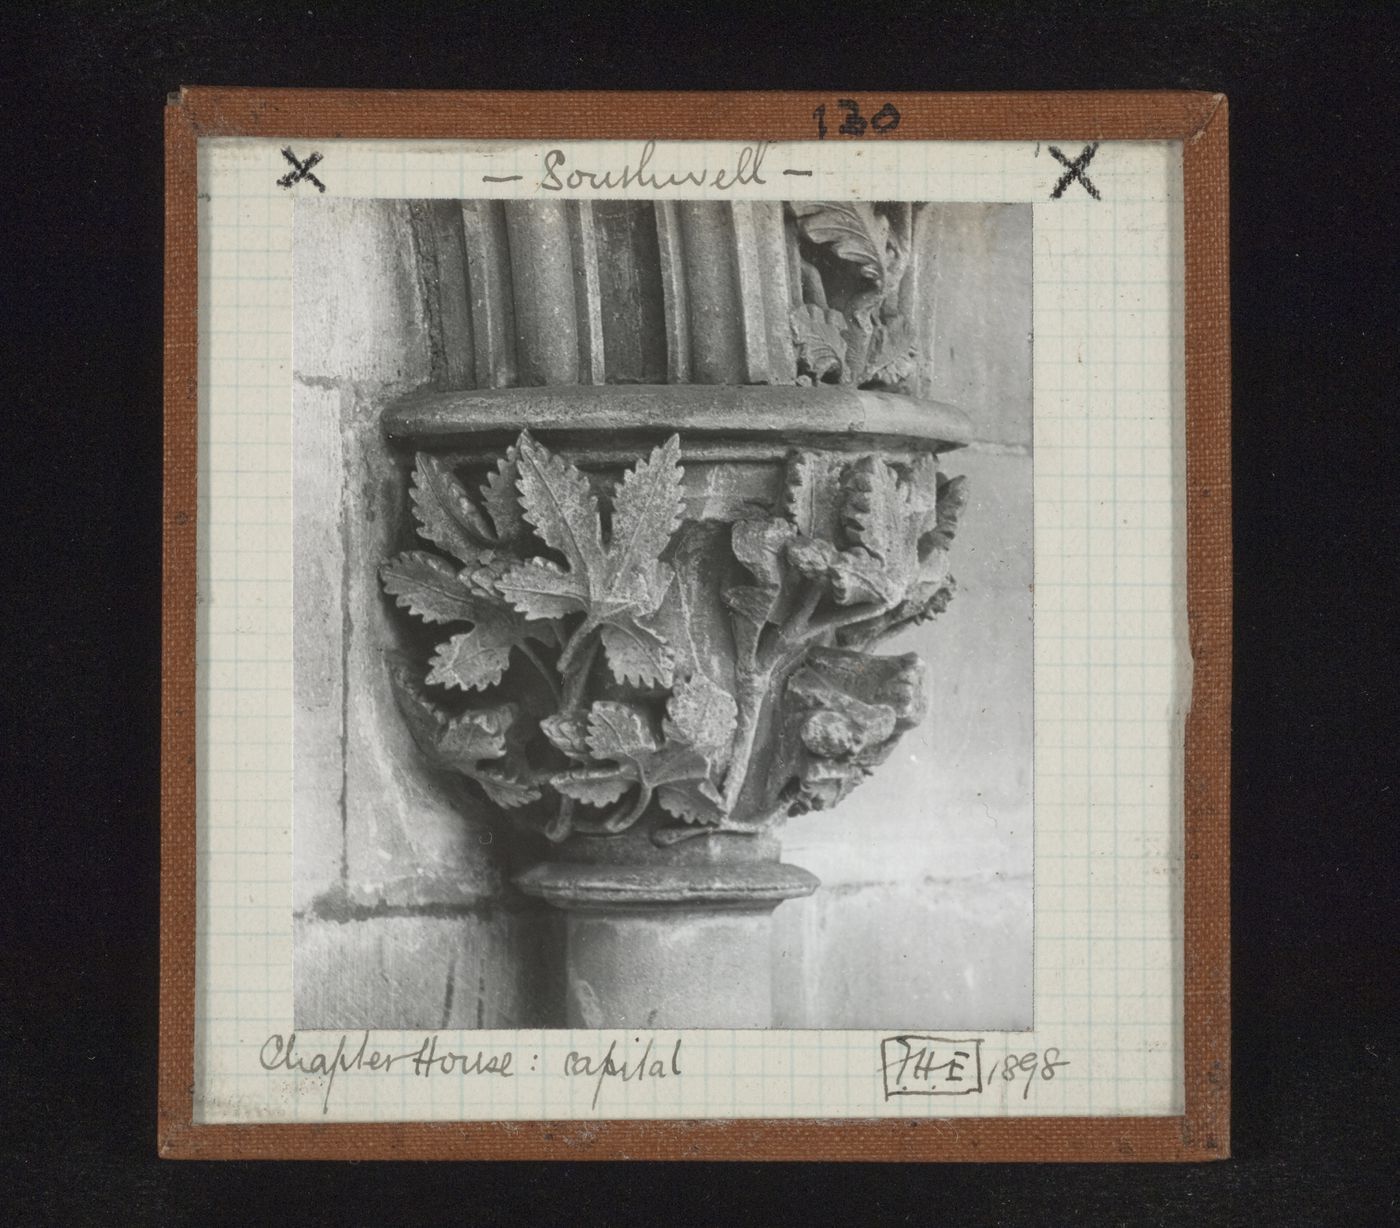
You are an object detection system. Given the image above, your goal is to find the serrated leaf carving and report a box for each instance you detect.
[584,701,658,763]
[609,435,687,583]
[546,699,726,834]
[499,432,683,687]
[433,710,510,770]
[790,201,888,286]
[842,455,910,563]
[540,711,591,760]
[381,551,489,624]
[835,465,968,648]
[480,443,527,545]
[381,549,556,694]
[426,626,516,693]
[383,429,965,848]
[598,615,675,689]
[552,769,632,808]
[786,537,891,607]
[784,452,847,542]
[861,314,917,389]
[664,673,738,772]
[785,455,931,611]
[790,303,849,385]
[475,770,543,809]
[655,777,726,825]
[493,557,587,620]
[409,453,497,564]
[388,663,539,807]
[791,201,918,379]
[930,472,968,551]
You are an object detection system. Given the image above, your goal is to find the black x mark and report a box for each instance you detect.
[277,147,326,193]
[1048,143,1101,200]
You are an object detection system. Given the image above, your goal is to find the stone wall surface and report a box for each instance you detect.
[773,203,1034,1027]
[775,446,1033,1028]
[292,198,1033,1030]
[293,199,561,1027]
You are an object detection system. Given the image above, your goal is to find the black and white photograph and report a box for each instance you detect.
[16,0,1396,1201]
[292,195,1034,1032]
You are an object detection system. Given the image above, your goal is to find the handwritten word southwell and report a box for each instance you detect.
[541,140,769,192]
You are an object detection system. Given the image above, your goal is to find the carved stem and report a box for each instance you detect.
[559,630,598,707]
[785,583,824,644]
[556,614,600,679]
[517,640,563,703]
[545,633,602,842]
[803,601,887,640]
[768,583,823,662]
[598,781,654,833]
[724,580,823,812]
[544,798,574,843]
[721,670,771,814]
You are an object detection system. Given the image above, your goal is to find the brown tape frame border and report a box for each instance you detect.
[161,89,1230,1161]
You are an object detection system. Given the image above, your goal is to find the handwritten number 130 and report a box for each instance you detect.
[813,99,901,139]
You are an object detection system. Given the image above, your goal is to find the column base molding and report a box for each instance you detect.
[516,861,819,1028]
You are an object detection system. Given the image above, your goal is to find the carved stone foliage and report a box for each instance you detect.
[381,431,966,847]
[788,201,919,392]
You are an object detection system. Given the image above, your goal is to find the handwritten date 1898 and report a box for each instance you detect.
[988,1048,1072,1101]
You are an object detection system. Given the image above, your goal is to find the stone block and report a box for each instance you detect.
[292,198,434,389]
[292,381,346,910]
[772,874,1033,1030]
[294,907,564,1030]
[914,204,1033,447]
[291,198,509,910]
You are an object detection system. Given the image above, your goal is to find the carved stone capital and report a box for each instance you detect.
[372,198,981,1028]
[379,401,968,865]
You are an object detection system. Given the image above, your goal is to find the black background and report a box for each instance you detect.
[2,2,1394,1223]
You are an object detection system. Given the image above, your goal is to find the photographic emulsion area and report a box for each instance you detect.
[289,195,1035,1033]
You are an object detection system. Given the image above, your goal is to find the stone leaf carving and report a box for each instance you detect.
[837,462,968,649]
[782,647,928,815]
[788,201,917,392]
[381,453,563,696]
[381,431,965,847]
[790,201,902,298]
[862,314,917,389]
[789,304,850,385]
[388,661,541,809]
[497,431,682,688]
[550,675,734,833]
[712,449,962,833]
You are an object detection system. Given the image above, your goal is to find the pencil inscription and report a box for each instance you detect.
[258,1031,684,1113]
[540,140,770,191]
